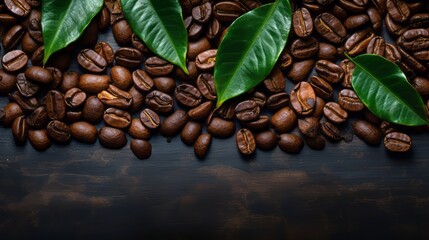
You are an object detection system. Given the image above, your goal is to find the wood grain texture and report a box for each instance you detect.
[1,23,429,240]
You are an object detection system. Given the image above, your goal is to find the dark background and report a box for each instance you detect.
[1,11,429,240]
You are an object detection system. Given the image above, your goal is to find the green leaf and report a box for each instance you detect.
[42,0,103,65]
[121,0,188,73]
[214,0,292,108]
[347,53,429,126]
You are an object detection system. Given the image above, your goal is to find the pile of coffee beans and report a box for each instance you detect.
[1,0,428,160]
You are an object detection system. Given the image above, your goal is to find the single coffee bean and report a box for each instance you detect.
[213,1,245,22]
[77,49,107,73]
[114,47,142,68]
[345,28,375,56]
[99,126,127,149]
[413,77,429,97]
[132,69,154,93]
[3,102,24,127]
[266,92,289,111]
[192,2,212,24]
[278,50,293,70]
[128,86,144,112]
[130,139,152,160]
[110,65,132,90]
[323,102,348,124]
[216,100,237,120]
[128,118,151,140]
[60,71,80,93]
[97,84,133,109]
[106,0,124,24]
[250,91,266,109]
[187,37,211,60]
[98,6,110,30]
[145,90,174,114]
[8,91,38,111]
[410,13,429,29]
[16,73,38,97]
[384,132,411,152]
[340,59,355,88]
[175,61,199,81]
[175,83,202,108]
[82,96,105,124]
[145,56,174,76]
[255,130,278,150]
[338,0,367,13]
[28,129,51,151]
[196,73,217,101]
[344,14,370,31]
[271,106,297,133]
[64,88,87,109]
[413,50,429,61]
[305,135,326,150]
[153,77,175,94]
[0,13,17,26]
[367,36,385,55]
[320,121,342,142]
[263,68,285,93]
[315,60,344,84]
[236,128,256,155]
[28,18,43,43]
[278,133,303,154]
[2,50,28,72]
[235,100,260,122]
[290,37,319,60]
[79,74,110,94]
[0,68,17,94]
[206,17,221,40]
[27,106,48,129]
[112,19,133,46]
[24,66,53,84]
[11,115,27,144]
[338,89,364,112]
[314,13,346,44]
[194,133,212,159]
[241,115,270,132]
[386,0,409,23]
[70,121,97,143]
[160,110,189,137]
[298,117,319,138]
[397,46,427,75]
[290,82,316,116]
[45,90,66,120]
[31,45,43,66]
[140,108,160,129]
[3,24,25,50]
[318,42,338,62]
[103,107,131,129]
[293,7,313,38]
[309,75,333,100]
[94,41,114,65]
[207,117,236,138]
[181,121,202,145]
[188,101,213,121]
[372,0,387,15]
[385,14,409,38]
[5,0,31,17]
[196,49,217,71]
[312,97,326,119]
[398,28,429,52]
[286,59,314,83]
[367,7,382,32]
[352,119,382,145]
[45,67,62,89]
[185,16,204,40]
[380,121,395,135]
[46,120,71,143]
[65,111,82,123]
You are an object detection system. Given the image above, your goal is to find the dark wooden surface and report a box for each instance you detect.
[1,25,429,240]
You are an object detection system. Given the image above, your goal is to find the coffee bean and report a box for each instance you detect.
[271,107,297,133]
[188,101,213,121]
[352,119,382,145]
[144,56,174,76]
[30,45,43,66]
[16,73,38,97]
[339,59,355,88]
[28,129,51,151]
[132,69,154,93]
[385,13,409,37]
[344,28,375,56]
[128,118,151,140]
[338,0,367,13]
[314,13,346,44]
[312,97,326,119]
[46,120,71,143]
[2,49,28,72]
[372,0,387,15]
[11,115,27,144]
[255,130,278,150]
[315,60,344,84]
[250,91,266,109]
[60,71,80,93]
[175,61,199,81]
[320,121,342,142]
[266,92,289,111]
[291,37,319,61]
[128,86,144,113]
[130,139,152,160]
[0,13,17,26]
[196,73,217,101]
[77,49,107,73]
[398,28,429,52]
[79,74,110,94]
[290,82,316,116]
[309,75,333,100]
[196,49,217,71]
[207,117,236,138]
[263,68,285,93]
[386,0,409,23]
[185,16,204,40]
[413,77,429,97]
[241,115,270,132]
[235,100,260,122]
[108,65,131,90]
[367,7,382,32]
[45,90,66,120]
[24,66,53,84]
[187,37,211,60]
[293,7,313,38]
[103,107,131,129]
[397,46,427,75]
[278,133,303,153]
[305,135,325,150]
[65,111,82,123]
[298,117,319,138]
[206,18,221,40]
[236,128,256,155]
[98,126,127,149]
[175,83,202,108]
[5,0,31,17]
[140,108,160,129]
[278,50,293,70]
[64,88,87,109]
[344,14,370,31]
[323,102,348,124]
[213,1,245,22]
[384,131,411,152]
[27,106,48,129]
[28,17,43,43]
[3,24,25,51]
[153,77,175,94]
[3,102,24,127]
[46,67,62,89]
[367,36,385,55]
[318,42,338,62]
[194,133,212,159]
[145,90,174,114]
[160,110,189,137]
[0,68,17,94]
[192,2,212,24]
[8,91,38,111]
[181,121,203,145]
[112,19,132,46]
[114,47,142,68]
[410,13,429,29]
[286,59,314,83]
[94,41,114,65]
[338,89,364,112]
[98,6,110,30]
[82,95,105,124]
[97,84,133,109]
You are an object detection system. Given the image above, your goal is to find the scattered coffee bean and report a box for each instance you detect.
[278,133,303,153]
[194,133,212,159]
[352,119,382,145]
[99,126,127,149]
[130,139,152,160]
[384,131,411,152]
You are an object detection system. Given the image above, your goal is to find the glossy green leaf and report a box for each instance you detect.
[42,0,103,64]
[214,0,292,108]
[347,53,429,126]
[121,0,188,73]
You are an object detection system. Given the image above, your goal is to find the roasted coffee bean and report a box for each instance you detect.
[16,73,38,97]
[254,130,278,150]
[24,66,53,84]
[132,69,154,93]
[110,65,132,90]
[31,45,43,66]
[385,14,409,37]
[11,115,27,144]
[140,108,160,129]
[263,68,285,93]
[314,13,346,44]
[60,71,80,93]
[192,2,212,24]
[46,120,71,143]
[290,82,316,116]
[344,14,370,31]
[2,50,28,72]
[386,0,409,23]
[367,7,382,32]
[5,0,31,17]
[207,117,236,138]
[330,4,349,21]
[384,132,411,152]
[338,0,368,13]
[94,41,114,65]
[64,88,87,109]
[145,56,174,76]
[185,16,204,40]
[236,128,256,155]
[3,102,24,127]
[345,28,375,56]
[213,1,245,22]
[318,42,338,62]
[181,121,202,145]
[3,24,25,51]
[340,59,355,88]
[371,0,387,15]
[77,49,107,73]
[27,106,48,128]
[112,19,132,46]
[398,46,427,75]
[338,89,364,112]
[106,0,124,24]
[28,129,51,151]
[413,50,429,61]
[290,37,319,60]
[286,59,314,83]
[128,118,151,140]
[187,37,211,60]
[175,84,202,108]
[250,91,266,109]
[153,77,175,94]
[0,13,17,26]
[130,139,152,160]
[194,133,212,159]
[367,36,385,55]
[114,47,142,68]
[128,86,144,112]
[82,95,105,123]
[28,18,43,43]
[278,133,303,153]
[70,121,98,143]
[315,60,344,84]
[309,75,333,100]
[398,28,429,52]
[45,90,66,120]
[196,73,216,101]
[98,6,110,30]
[410,13,429,29]
[266,92,289,111]
[312,97,326,119]
[176,61,199,81]
[99,126,127,149]
[188,101,213,121]
[103,107,131,129]
[293,8,313,38]
[65,111,82,123]
[79,74,110,94]
[145,90,174,114]
[352,119,382,145]
[8,91,38,111]
[160,110,189,137]
[97,85,133,109]
[298,117,319,138]
[380,121,395,135]
[320,121,342,142]
[196,49,217,71]
[45,67,62,89]
[271,107,297,133]
[323,102,348,124]
[413,77,429,97]
[278,50,293,70]
[206,18,221,40]
[305,135,325,150]
[235,100,260,122]
[0,69,17,94]
[216,101,237,120]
